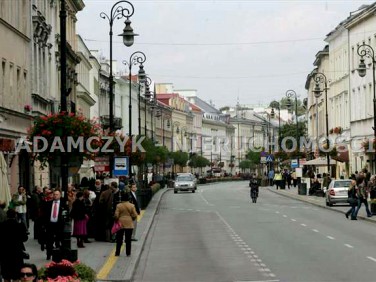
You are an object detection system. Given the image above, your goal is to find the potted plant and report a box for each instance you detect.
[38,259,96,281]
[28,112,102,168]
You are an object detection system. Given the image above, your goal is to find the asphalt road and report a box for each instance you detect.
[133,181,376,282]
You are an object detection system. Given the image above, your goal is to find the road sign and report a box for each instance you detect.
[94,156,110,172]
[291,159,298,168]
[265,155,274,162]
[260,156,267,164]
[113,157,129,176]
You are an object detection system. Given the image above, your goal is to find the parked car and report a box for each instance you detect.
[174,173,197,193]
[325,179,352,206]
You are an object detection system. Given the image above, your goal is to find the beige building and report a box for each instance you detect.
[0,0,32,192]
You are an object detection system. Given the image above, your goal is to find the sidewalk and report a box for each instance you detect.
[266,186,376,223]
[25,188,170,282]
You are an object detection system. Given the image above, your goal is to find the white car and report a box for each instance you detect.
[325,179,352,206]
[174,173,197,193]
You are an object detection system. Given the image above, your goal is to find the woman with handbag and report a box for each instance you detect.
[113,192,138,257]
[346,179,358,220]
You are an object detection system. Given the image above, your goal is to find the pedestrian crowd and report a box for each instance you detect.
[0,178,141,281]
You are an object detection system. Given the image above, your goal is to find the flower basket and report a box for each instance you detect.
[38,260,96,282]
[361,138,376,152]
[24,104,32,113]
[28,113,102,168]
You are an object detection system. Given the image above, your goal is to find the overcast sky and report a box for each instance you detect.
[77,0,375,108]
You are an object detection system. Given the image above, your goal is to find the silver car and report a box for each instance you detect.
[174,173,197,193]
[325,179,352,206]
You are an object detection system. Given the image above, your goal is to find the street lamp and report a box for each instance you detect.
[100,0,138,177]
[122,51,147,178]
[285,90,300,168]
[270,101,281,146]
[357,43,376,172]
[137,64,146,136]
[144,77,152,137]
[312,72,331,176]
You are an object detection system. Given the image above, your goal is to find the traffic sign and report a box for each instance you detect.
[113,157,129,176]
[265,155,274,162]
[291,159,298,168]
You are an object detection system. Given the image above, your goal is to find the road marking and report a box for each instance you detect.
[291,219,296,222]
[367,256,376,262]
[326,236,335,240]
[199,193,212,206]
[344,244,354,248]
[283,215,287,218]
[312,229,319,233]
[275,211,280,214]
[300,223,307,227]
[97,210,145,279]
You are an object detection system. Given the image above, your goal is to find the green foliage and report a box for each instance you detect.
[279,121,307,151]
[73,263,96,281]
[170,150,189,168]
[245,150,260,164]
[188,154,210,168]
[271,97,306,116]
[239,159,252,170]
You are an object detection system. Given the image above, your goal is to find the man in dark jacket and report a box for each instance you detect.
[128,181,140,241]
[42,190,64,260]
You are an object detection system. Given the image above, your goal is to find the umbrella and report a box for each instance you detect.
[0,152,11,208]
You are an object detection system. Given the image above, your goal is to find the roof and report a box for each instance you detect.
[189,96,221,114]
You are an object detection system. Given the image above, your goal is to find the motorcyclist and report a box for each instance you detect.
[249,174,259,203]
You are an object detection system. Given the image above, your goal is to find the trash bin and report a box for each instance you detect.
[298,183,307,195]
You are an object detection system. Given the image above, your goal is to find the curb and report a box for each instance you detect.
[267,187,375,223]
[122,187,171,282]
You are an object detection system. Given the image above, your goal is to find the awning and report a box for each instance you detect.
[304,158,336,166]
[0,152,11,207]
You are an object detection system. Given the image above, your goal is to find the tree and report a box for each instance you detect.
[239,160,252,172]
[278,121,307,158]
[270,97,306,116]
[170,151,189,172]
[188,154,210,168]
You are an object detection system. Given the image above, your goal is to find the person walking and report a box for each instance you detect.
[273,171,282,190]
[268,169,274,186]
[114,192,138,257]
[353,176,372,218]
[29,186,43,240]
[71,192,88,248]
[129,181,140,241]
[12,186,28,231]
[346,179,358,220]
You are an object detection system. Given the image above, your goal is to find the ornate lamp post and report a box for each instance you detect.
[137,64,146,136]
[122,51,146,178]
[285,90,300,169]
[144,77,153,137]
[270,101,281,146]
[357,43,376,172]
[100,0,137,177]
[312,73,330,176]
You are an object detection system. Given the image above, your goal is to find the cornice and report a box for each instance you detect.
[0,18,30,42]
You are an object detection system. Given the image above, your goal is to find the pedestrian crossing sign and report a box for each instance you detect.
[265,155,274,162]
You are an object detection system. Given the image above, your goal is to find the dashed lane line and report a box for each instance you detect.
[300,223,307,227]
[367,256,376,262]
[291,219,296,222]
[326,236,335,240]
[312,229,319,233]
[345,244,354,248]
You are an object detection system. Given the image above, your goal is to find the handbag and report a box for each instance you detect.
[347,197,357,205]
[111,220,122,234]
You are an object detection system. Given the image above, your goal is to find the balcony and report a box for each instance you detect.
[100,115,122,130]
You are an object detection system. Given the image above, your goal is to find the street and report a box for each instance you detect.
[134,181,376,282]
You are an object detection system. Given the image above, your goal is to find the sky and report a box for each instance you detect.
[76,0,376,108]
